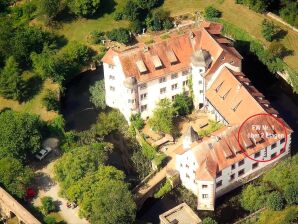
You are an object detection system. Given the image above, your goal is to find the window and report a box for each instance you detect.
[202,185,208,189]
[271,153,277,159]
[186,164,189,168]
[140,93,147,100]
[172,95,177,100]
[238,159,244,166]
[108,64,114,69]
[280,138,285,144]
[230,174,235,181]
[182,70,188,76]
[252,162,258,169]
[186,174,190,178]
[193,170,195,174]
[180,163,182,167]
[171,84,178,90]
[271,143,277,149]
[199,90,203,94]
[128,99,135,103]
[216,180,222,188]
[238,169,245,176]
[183,80,188,86]
[202,194,208,199]
[110,86,115,91]
[109,75,115,80]
[160,87,166,94]
[193,180,196,184]
[141,105,147,112]
[254,152,261,158]
[140,83,147,90]
[159,77,166,83]
[199,80,203,84]
[231,164,235,170]
[171,73,178,79]
[216,171,222,178]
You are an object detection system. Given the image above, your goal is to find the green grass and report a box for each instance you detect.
[198,120,224,137]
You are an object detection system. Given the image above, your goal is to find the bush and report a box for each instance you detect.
[130,19,143,34]
[139,136,156,160]
[173,94,193,116]
[44,215,57,224]
[268,41,287,58]
[106,28,132,45]
[113,11,124,21]
[261,19,280,42]
[131,149,152,179]
[284,185,298,205]
[204,6,221,20]
[42,89,59,111]
[266,191,284,211]
[152,153,167,169]
[89,80,106,109]
[130,113,144,130]
[89,31,105,44]
[203,217,218,224]
[154,179,172,198]
[41,196,56,215]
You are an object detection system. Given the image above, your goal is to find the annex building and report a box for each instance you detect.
[102,22,292,211]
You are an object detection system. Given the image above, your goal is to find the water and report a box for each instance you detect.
[61,68,103,131]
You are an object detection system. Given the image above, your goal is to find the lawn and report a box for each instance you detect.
[0,79,59,121]
[162,0,298,71]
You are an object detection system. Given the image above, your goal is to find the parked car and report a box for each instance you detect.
[35,147,52,160]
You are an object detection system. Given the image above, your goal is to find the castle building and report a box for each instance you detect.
[102,22,292,210]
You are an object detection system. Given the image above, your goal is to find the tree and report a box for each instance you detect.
[240,184,271,212]
[148,99,176,134]
[106,28,132,45]
[41,196,56,215]
[43,89,60,111]
[137,0,162,10]
[38,0,62,25]
[266,191,284,211]
[147,9,172,31]
[0,110,42,161]
[280,2,298,28]
[268,41,287,58]
[0,157,33,198]
[284,185,298,205]
[173,94,193,116]
[204,6,221,20]
[44,215,57,224]
[67,0,101,17]
[261,19,280,42]
[131,149,151,179]
[0,57,26,101]
[203,217,218,224]
[89,80,106,109]
[130,113,144,130]
[123,0,141,21]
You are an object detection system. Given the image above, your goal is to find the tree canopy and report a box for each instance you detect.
[37,0,62,25]
[204,6,221,20]
[89,80,106,109]
[106,28,132,45]
[261,19,280,42]
[67,0,101,17]
[173,94,193,116]
[0,110,42,161]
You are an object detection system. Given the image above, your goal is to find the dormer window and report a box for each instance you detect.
[215,81,224,93]
[221,89,231,100]
[152,55,162,69]
[232,100,242,112]
[230,60,234,65]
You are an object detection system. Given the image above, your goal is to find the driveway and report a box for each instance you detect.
[32,138,89,224]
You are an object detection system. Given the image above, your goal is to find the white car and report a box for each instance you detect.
[35,147,52,160]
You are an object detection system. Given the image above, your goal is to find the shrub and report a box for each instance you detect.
[113,11,124,21]
[89,31,105,44]
[204,6,221,20]
[106,28,132,45]
[154,180,172,198]
[261,19,280,42]
[44,215,57,224]
[42,89,59,111]
[173,94,193,116]
[203,217,218,224]
[284,185,298,205]
[89,80,106,109]
[266,191,284,211]
[41,196,56,215]
[130,19,143,34]
[130,113,144,130]
[152,153,167,169]
[268,41,287,58]
[131,149,152,179]
[163,19,173,30]
[139,136,156,160]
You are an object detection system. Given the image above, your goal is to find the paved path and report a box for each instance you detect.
[32,139,89,224]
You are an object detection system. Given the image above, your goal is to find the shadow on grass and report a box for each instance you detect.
[20,76,43,103]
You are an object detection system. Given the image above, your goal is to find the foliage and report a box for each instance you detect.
[152,153,167,169]
[67,0,101,17]
[0,56,26,101]
[257,205,298,224]
[173,94,193,116]
[240,183,271,212]
[280,2,298,28]
[170,186,197,210]
[154,179,172,198]
[123,0,141,21]
[0,110,42,161]
[130,19,143,34]
[130,113,144,130]
[204,6,221,20]
[106,28,132,45]
[139,135,157,160]
[89,31,105,44]
[203,217,218,224]
[37,0,62,25]
[261,19,280,42]
[41,196,56,215]
[44,215,57,224]
[89,80,106,109]
[43,89,60,111]
[147,9,173,31]
[131,149,152,179]
[0,157,33,198]
[266,191,284,211]
[137,0,163,10]
[148,99,176,134]
[268,41,287,58]
[284,185,298,205]
[235,0,273,13]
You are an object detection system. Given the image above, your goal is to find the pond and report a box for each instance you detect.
[61,68,103,131]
